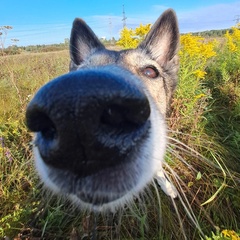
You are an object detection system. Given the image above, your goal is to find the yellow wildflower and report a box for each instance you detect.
[180,33,217,60]
[194,70,207,79]
[225,31,238,52]
[231,26,240,42]
[135,23,151,42]
[180,34,203,56]
[117,23,151,49]
[199,41,217,58]
[116,27,138,49]
[194,93,206,100]
[222,229,240,240]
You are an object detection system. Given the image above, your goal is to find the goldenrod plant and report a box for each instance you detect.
[117,23,151,48]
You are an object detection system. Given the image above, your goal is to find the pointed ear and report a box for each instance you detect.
[69,18,105,71]
[138,9,179,65]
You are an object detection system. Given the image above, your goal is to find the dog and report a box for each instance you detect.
[26,9,179,212]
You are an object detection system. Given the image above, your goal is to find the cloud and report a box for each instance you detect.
[178,2,240,32]
[89,2,240,38]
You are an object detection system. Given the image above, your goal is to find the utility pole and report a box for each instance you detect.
[122,4,127,28]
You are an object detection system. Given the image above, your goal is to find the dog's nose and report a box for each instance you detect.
[26,66,150,176]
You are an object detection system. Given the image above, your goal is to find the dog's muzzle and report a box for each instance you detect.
[26,66,151,205]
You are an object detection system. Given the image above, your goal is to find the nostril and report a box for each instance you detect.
[100,101,150,132]
[26,108,57,141]
[101,105,127,128]
[40,124,56,141]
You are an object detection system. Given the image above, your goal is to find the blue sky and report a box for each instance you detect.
[1,0,240,47]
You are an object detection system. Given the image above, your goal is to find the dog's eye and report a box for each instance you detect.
[142,66,159,78]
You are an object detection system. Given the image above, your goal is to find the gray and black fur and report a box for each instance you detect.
[26,9,180,211]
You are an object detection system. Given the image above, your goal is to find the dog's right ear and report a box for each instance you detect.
[138,9,179,65]
[69,18,105,71]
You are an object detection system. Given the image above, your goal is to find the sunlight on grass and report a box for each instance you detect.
[0,28,240,239]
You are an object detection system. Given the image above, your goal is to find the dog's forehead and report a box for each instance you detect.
[86,49,119,65]
[120,50,155,67]
[86,48,156,68]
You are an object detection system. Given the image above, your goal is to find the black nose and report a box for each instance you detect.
[26,66,151,176]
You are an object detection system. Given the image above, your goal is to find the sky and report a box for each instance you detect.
[1,0,240,47]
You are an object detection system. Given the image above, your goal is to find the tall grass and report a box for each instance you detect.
[0,51,69,238]
[0,32,240,240]
[167,31,240,239]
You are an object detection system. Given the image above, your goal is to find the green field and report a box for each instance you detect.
[0,32,240,240]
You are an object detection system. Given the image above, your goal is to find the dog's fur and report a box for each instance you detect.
[26,9,179,212]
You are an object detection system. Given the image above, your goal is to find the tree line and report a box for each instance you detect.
[0,24,233,56]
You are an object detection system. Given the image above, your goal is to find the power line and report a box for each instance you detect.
[122,4,127,28]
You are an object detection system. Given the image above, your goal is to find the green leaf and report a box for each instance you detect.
[196,171,202,181]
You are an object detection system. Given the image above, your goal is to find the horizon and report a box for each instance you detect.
[1,0,240,47]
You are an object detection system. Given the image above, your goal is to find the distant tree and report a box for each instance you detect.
[191,28,233,38]
[64,38,69,46]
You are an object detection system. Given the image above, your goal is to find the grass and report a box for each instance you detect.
[0,51,70,238]
[0,38,240,240]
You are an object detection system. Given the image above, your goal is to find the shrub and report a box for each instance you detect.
[116,23,151,49]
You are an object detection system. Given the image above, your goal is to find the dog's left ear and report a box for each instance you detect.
[69,18,105,71]
[138,9,179,65]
